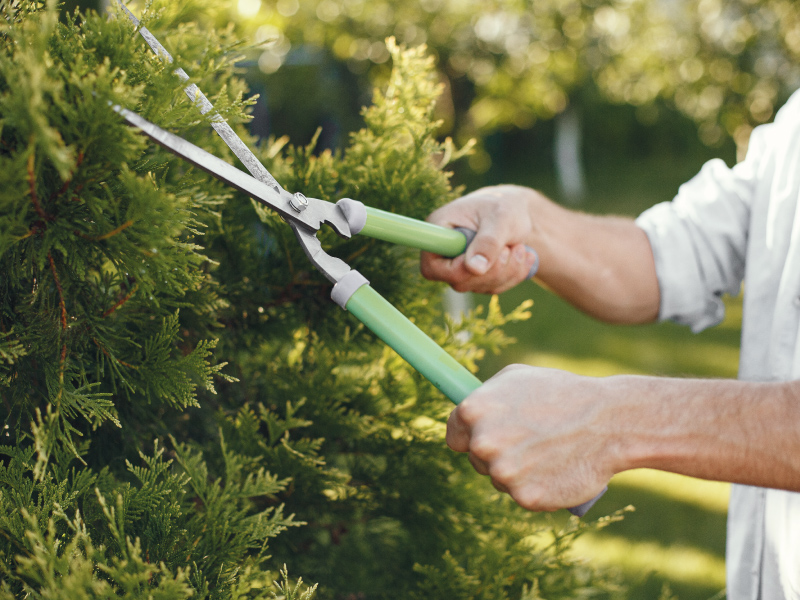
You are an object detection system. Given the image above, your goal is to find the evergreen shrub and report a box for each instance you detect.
[0,2,627,598]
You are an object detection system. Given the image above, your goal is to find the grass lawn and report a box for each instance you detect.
[459,134,742,599]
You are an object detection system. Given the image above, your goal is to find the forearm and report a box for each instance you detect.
[522,189,659,324]
[611,375,800,490]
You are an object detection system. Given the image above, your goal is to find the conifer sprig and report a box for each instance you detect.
[0,1,231,439]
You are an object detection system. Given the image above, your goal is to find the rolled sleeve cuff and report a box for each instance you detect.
[636,203,726,333]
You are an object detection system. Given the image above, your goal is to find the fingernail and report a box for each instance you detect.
[467,254,489,274]
[513,245,526,262]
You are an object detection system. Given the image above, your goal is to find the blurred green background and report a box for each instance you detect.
[63,0,798,597]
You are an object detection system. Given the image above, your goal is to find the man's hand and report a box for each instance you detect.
[446,364,617,511]
[421,183,661,324]
[448,366,800,511]
[420,185,540,294]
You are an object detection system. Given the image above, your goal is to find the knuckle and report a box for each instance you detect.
[488,462,516,488]
[493,202,513,220]
[514,263,532,285]
[444,427,460,450]
[456,399,484,426]
[445,416,469,452]
[511,487,546,512]
[477,233,501,253]
[498,363,526,376]
[425,208,447,226]
[419,261,433,280]
[468,434,498,462]
[468,452,490,475]
[419,258,443,281]
[490,478,509,494]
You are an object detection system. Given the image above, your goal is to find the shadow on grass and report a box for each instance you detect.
[626,571,725,600]
[595,482,727,556]
[574,481,727,600]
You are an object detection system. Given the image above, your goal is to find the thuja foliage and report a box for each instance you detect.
[0,2,628,598]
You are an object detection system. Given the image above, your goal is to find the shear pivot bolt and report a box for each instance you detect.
[290,192,309,213]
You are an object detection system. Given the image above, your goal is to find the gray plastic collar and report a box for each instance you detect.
[331,270,369,308]
[336,198,368,235]
[527,248,540,279]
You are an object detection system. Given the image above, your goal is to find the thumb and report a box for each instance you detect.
[463,229,505,276]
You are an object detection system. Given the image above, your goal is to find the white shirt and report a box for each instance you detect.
[636,89,800,600]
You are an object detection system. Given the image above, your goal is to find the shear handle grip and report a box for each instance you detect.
[344,282,481,403]
[342,282,603,516]
[356,205,470,257]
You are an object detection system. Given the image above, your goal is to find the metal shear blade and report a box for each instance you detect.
[113,1,353,283]
[114,106,352,241]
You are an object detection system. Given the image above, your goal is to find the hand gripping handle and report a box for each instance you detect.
[333,273,605,516]
[453,227,539,280]
[337,201,539,278]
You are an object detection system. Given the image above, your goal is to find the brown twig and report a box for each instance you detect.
[95,220,135,241]
[48,253,67,331]
[92,338,136,369]
[75,220,134,242]
[19,221,46,241]
[102,283,139,318]
[345,239,376,264]
[48,252,68,391]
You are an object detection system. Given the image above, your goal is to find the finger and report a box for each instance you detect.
[420,251,470,286]
[462,245,539,294]
[463,220,505,276]
[491,479,510,494]
[468,452,490,476]
[463,246,510,286]
[513,244,539,280]
[425,202,478,229]
[510,484,558,513]
[421,250,505,293]
[445,407,471,453]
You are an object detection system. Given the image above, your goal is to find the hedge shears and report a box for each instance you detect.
[114,3,604,517]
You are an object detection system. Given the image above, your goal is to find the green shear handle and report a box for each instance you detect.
[332,271,605,518]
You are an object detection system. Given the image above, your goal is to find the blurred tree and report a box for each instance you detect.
[596,0,800,156]
[185,0,800,158]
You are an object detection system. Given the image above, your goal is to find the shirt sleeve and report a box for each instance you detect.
[635,122,773,333]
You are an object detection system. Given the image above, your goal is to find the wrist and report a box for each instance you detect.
[598,374,677,475]
[520,188,571,276]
